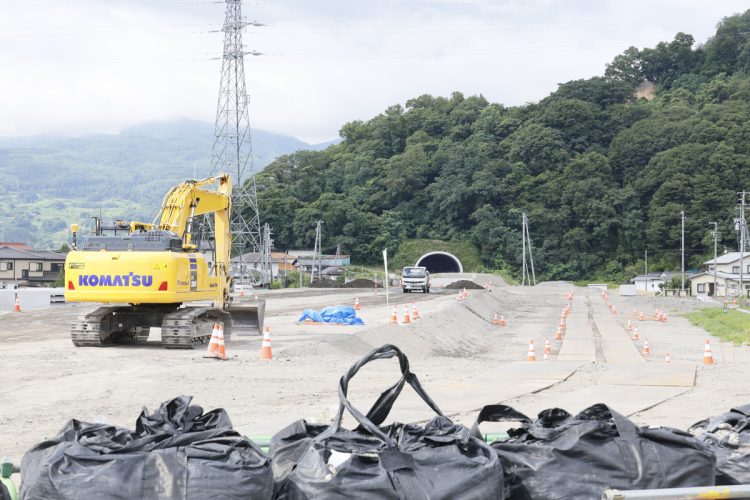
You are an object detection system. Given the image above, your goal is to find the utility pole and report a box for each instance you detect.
[205,0,265,284]
[311,220,323,282]
[260,223,272,286]
[680,211,685,294]
[644,249,648,276]
[709,221,718,299]
[525,214,536,286]
[521,213,536,286]
[521,214,527,286]
[740,192,747,301]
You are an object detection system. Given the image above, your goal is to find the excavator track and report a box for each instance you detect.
[71,305,230,349]
[161,307,230,349]
[70,306,135,347]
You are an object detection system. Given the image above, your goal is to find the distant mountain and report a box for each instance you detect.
[0,119,336,248]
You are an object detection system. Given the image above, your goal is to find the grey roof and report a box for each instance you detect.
[690,270,750,281]
[705,252,750,265]
[230,252,262,264]
[632,275,664,282]
[320,266,345,275]
[0,246,65,260]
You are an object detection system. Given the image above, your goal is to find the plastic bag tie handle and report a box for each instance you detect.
[577,403,638,437]
[317,344,444,446]
[470,404,533,439]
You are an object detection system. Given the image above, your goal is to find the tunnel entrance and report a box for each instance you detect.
[415,252,463,273]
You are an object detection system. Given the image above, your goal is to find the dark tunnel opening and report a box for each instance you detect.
[416,253,463,273]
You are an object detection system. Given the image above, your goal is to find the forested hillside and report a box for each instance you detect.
[253,10,750,281]
[0,119,331,247]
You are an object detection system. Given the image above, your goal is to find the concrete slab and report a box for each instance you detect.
[494,361,584,380]
[388,361,584,420]
[592,300,646,365]
[558,339,595,356]
[514,384,691,416]
[596,363,696,387]
[556,353,597,362]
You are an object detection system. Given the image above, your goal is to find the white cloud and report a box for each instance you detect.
[0,0,747,142]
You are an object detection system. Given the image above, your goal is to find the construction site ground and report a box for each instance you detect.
[1,274,747,466]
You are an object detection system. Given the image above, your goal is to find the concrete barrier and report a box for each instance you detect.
[0,288,66,312]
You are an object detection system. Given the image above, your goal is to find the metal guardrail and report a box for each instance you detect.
[603,485,750,499]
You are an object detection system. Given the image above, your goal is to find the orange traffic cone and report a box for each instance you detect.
[354,297,361,311]
[389,306,398,324]
[555,326,563,340]
[240,289,245,297]
[500,315,506,327]
[260,326,272,360]
[492,313,499,325]
[544,338,551,356]
[626,320,633,331]
[463,287,468,299]
[642,338,651,356]
[402,305,411,324]
[204,323,227,360]
[13,293,21,313]
[704,340,714,365]
[457,291,463,302]
[559,318,565,329]
[665,352,671,363]
[527,340,536,361]
[632,327,640,341]
[639,312,645,321]
[412,303,421,320]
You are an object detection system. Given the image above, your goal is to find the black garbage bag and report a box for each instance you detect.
[689,403,750,484]
[270,344,504,499]
[472,403,716,499]
[20,395,272,500]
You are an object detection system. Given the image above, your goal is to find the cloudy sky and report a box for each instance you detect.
[0,0,747,143]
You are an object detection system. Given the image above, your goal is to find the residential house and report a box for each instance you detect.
[297,254,351,273]
[0,246,67,285]
[630,271,681,295]
[691,252,750,298]
[222,251,299,280]
[320,266,345,280]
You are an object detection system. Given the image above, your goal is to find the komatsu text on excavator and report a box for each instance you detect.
[64,174,265,349]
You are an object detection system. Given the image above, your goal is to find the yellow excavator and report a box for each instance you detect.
[63,174,264,349]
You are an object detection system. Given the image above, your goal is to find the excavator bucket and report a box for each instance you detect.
[228,299,265,336]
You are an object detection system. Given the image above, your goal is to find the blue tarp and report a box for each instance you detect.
[298,306,364,325]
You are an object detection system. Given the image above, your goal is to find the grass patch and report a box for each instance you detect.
[496,268,519,286]
[392,239,482,272]
[685,308,750,344]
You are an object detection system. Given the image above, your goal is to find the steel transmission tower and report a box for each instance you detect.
[207,0,264,283]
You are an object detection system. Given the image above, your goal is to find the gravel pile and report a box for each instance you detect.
[309,280,342,288]
[344,279,380,288]
[444,280,485,290]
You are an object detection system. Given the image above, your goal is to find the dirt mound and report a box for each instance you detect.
[444,280,484,290]
[309,279,341,288]
[344,279,379,288]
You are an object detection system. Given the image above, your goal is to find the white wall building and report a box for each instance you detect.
[691,252,750,298]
